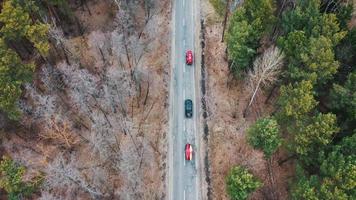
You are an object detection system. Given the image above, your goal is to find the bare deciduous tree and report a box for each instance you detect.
[112,0,121,8]
[40,118,79,148]
[132,66,151,105]
[45,154,109,198]
[47,18,71,65]
[38,191,62,200]
[244,46,284,117]
[14,1,166,199]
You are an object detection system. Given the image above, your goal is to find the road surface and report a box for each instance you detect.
[168,0,200,199]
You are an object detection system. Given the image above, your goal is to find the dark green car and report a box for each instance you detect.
[185,99,193,118]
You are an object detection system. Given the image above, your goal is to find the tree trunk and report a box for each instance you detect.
[221,0,230,42]
[267,157,278,200]
[8,40,32,60]
[60,40,71,65]
[265,84,278,104]
[131,96,134,119]
[243,77,263,118]
[22,38,34,56]
[124,41,132,69]
[8,41,24,60]
[143,80,150,106]
[44,2,61,25]
[81,0,92,16]
[98,47,106,64]
[75,18,84,35]
[278,154,296,166]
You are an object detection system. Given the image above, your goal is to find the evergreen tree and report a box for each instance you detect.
[329,72,356,132]
[0,0,50,119]
[226,166,262,200]
[226,0,276,78]
[0,0,49,56]
[294,113,339,159]
[292,134,356,200]
[0,156,42,200]
[0,39,34,120]
[247,117,281,158]
[277,80,317,122]
[335,29,356,77]
[279,0,346,86]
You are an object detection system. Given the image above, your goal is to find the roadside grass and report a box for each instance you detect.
[209,0,226,17]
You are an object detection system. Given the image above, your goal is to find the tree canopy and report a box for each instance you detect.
[278,0,346,86]
[329,72,356,132]
[0,156,42,200]
[225,0,354,198]
[226,166,262,200]
[0,39,34,120]
[275,0,354,198]
[247,117,281,158]
[292,134,356,200]
[294,113,339,159]
[277,80,317,122]
[0,0,50,119]
[226,0,276,78]
[0,0,49,55]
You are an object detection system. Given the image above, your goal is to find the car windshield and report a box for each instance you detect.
[186,101,192,109]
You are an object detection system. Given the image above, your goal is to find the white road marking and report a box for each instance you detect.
[183,18,185,26]
[184,190,186,200]
[183,0,185,7]
[184,157,186,166]
[191,0,201,199]
[191,0,194,37]
[183,87,185,132]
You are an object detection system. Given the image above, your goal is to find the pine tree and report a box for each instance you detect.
[292,134,356,200]
[277,80,317,122]
[247,117,281,158]
[226,0,276,78]
[330,72,356,129]
[0,0,50,119]
[0,0,49,56]
[0,156,42,200]
[0,39,34,120]
[226,166,262,200]
[294,113,339,159]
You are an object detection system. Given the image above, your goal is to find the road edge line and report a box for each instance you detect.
[168,0,176,199]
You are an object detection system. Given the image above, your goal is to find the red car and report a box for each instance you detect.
[186,50,193,65]
[185,143,193,160]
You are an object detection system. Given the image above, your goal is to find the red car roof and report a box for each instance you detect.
[186,50,193,65]
[185,144,193,160]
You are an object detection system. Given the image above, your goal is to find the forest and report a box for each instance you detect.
[218,0,355,199]
[0,0,170,199]
[0,0,355,199]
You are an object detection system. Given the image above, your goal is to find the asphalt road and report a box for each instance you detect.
[168,0,199,199]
